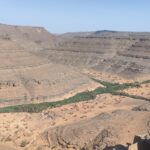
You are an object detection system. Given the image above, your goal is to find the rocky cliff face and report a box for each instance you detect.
[0,24,93,106]
[0,24,150,106]
[40,31,150,78]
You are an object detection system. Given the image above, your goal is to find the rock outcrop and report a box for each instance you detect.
[29,110,150,150]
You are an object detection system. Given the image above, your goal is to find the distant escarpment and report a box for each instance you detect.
[40,31,150,78]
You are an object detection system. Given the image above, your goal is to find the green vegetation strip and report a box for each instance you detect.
[112,92,150,102]
[0,79,149,113]
[141,80,150,84]
[0,91,95,113]
[0,99,6,103]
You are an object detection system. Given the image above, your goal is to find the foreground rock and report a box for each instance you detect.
[28,110,150,150]
[129,135,150,150]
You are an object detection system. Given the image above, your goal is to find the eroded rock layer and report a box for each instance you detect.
[40,31,150,78]
[0,24,94,106]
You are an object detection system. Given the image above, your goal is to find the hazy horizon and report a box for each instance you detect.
[0,0,150,33]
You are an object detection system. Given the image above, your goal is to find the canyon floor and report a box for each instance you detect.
[0,72,149,150]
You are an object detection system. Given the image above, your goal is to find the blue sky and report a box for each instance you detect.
[0,0,150,33]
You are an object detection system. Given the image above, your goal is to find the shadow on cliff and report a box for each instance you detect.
[104,144,127,150]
